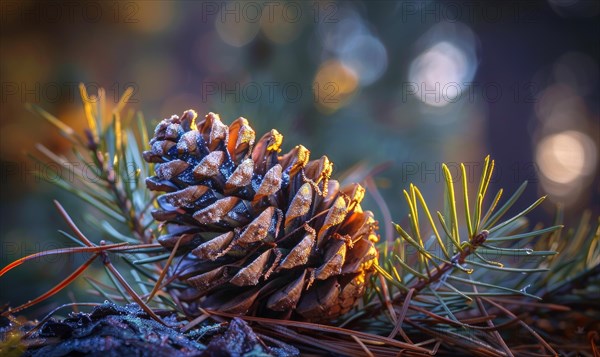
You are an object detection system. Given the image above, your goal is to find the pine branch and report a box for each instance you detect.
[357,156,564,355]
[394,230,489,303]
[27,85,157,245]
[0,86,182,319]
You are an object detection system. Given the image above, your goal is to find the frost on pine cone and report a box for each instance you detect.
[143,110,379,321]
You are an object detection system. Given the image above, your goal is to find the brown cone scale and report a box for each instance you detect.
[144,110,379,321]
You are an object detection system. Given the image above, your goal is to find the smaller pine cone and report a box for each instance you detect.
[144,111,379,321]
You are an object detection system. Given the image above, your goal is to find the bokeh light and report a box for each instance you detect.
[536,131,597,200]
[313,60,358,113]
[407,22,478,107]
[317,7,368,55]
[533,49,598,206]
[340,35,388,86]
[316,5,386,87]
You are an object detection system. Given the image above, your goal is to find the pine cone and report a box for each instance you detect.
[143,110,379,321]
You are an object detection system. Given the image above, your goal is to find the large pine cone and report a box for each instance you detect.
[143,111,379,321]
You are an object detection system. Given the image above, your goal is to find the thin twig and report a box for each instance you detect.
[146,234,185,303]
[473,286,513,356]
[378,271,397,323]
[3,255,99,316]
[54,200,95,247]
[388,288,414,343]
[482,297,557,355]
[351,335,375,357]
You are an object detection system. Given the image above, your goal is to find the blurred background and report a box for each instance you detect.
[1,0,598,317]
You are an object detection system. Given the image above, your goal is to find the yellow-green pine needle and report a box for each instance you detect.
[475,156,490,202]
[79,83,99,144]
[394,255,428,279]
[26,104,79,144]
[437,212,464,252]
[481,159,495,200]
[114,86,134,115]
[414,186,450,259]
[403,190,423,248]
[488,196,547,234]
[410,184,419,227]
[461,163,474,238]
[481,188,503,226]
[442,164,460,245]
[474,193,484,235]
